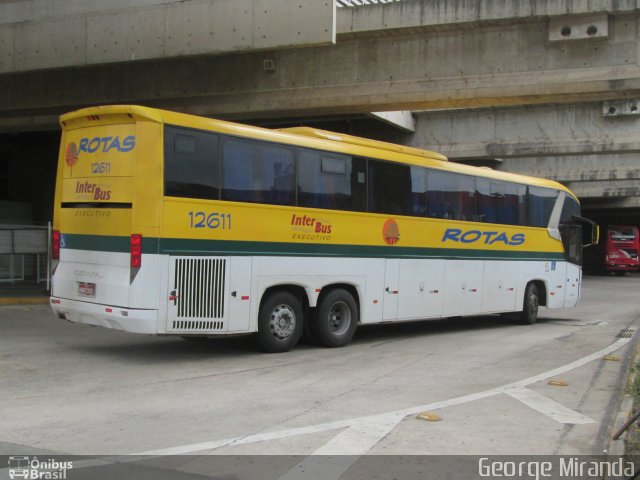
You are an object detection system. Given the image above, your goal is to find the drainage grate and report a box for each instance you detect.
[617,328,636,339]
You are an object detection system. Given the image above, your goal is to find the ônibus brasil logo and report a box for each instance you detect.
[8,456,73,479]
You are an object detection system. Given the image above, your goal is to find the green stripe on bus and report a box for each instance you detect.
[61,233,566,261]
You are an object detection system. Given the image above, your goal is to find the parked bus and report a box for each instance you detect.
[585,225,639,275]
[50,106,597,352]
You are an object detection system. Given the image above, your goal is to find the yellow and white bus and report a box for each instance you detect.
[50,105,597,352]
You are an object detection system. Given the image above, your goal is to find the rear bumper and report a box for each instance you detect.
[605,264,640,271]
[50,297,158,334]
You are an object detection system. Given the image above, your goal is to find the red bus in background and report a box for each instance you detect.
[585,225,639,275]
[598,225,640,275]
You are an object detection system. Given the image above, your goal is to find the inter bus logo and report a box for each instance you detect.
[290,213,333,241]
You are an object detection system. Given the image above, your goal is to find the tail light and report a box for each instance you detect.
[130,234,142,268]
[52,230,60,260]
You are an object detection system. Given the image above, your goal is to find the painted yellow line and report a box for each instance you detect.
[0,296,49,306]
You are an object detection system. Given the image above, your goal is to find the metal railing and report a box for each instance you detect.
[0,223,51,292]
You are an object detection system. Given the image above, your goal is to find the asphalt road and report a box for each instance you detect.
[1,274,639,478]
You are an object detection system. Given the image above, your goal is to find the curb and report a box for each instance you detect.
[610,393,635,456]
[0,296,49,306]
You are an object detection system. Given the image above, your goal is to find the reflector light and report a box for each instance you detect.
[130,234,142,268]
[52,230,60,260]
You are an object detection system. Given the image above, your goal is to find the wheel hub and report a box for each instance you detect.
[328,301,350,335]
[270,304,296,339]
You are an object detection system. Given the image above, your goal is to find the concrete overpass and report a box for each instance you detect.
[0,0,639,225]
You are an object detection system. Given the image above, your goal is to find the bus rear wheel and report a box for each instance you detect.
[520,282,539,325]
[257,291,303,353]
[311,289,358,348]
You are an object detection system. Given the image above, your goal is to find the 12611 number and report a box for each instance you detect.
[188,211,232,229]
[91,162,111,174]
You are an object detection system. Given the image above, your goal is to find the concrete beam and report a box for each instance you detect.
[368,111,415,132]
[2,9,640,129]
[402,103,640,160]
[582,196,640,208]
[336,0,638,35]
[0,0,336,73]
[567,180,640,198]
[497,155,640,183]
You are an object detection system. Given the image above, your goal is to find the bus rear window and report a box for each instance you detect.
[610,227,636,241]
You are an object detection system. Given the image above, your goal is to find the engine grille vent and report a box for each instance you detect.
[170,257,226,331]
[172,320,224,331]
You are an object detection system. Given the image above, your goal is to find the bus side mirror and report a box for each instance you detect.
[572,215,599,248]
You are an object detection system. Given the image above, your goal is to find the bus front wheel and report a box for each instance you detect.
[520,283,539,325]
[257,292,303,353]
[311,289,358,348]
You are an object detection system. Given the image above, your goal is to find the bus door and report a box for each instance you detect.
[397,259,444,320]
[443,260,483,316]
[560,224,582,308]
[383,259,400,320]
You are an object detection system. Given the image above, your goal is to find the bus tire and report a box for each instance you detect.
[520,282,539,325]
[257,291,303,353]
[311,289,358,348]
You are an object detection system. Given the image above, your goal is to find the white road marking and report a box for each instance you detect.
[137,337,631,456]
[312,413,406,455]
[505,387,596,424]
[278,414,405,480]
[0,336,632,480]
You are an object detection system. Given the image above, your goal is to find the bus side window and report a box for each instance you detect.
[427,170,475,221]
[368,160,412,216]
[477,179,527,225]
[222,137,295,206]
[297,150,366,212]
[410,166,429,216]
[164,126,220,200]
[528,186,557,227]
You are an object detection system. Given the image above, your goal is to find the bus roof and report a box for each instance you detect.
[281,127,448,162]
[60,105,577,200]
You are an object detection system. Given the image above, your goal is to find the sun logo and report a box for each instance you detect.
[383,219,400,245]
[65,143,79,167]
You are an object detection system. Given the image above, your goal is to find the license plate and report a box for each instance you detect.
[78,282,96,297]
